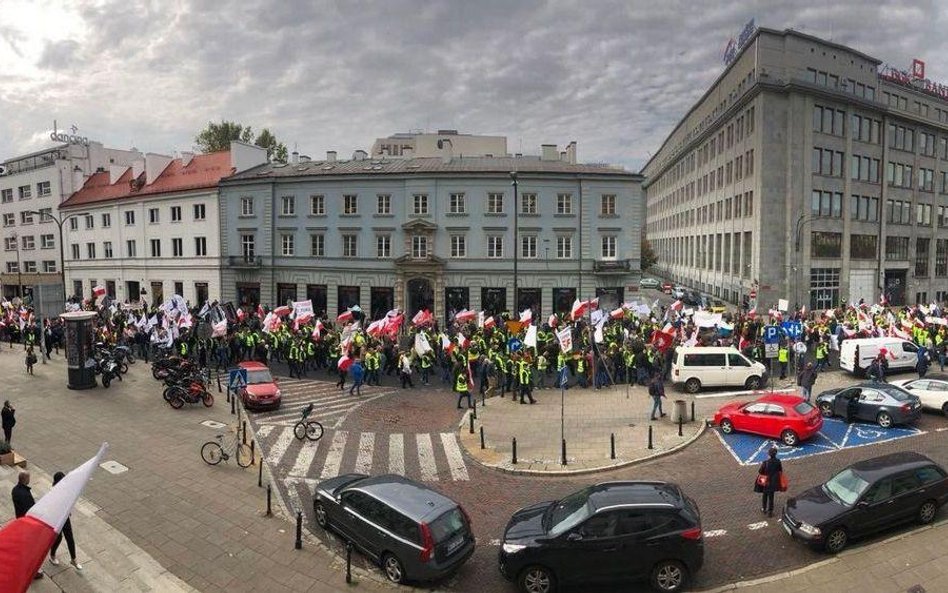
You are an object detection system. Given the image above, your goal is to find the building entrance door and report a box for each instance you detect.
[884,270,906,306]
[407,278,434,317]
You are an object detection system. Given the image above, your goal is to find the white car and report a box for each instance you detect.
[639,277,661,289]
[672,286,687,299]
[890,374,948,415]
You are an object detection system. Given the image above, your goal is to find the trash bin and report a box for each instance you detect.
[671,399,687,424]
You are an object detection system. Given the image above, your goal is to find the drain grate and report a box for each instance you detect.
[99,460,129,475]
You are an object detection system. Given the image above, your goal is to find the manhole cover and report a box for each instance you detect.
[99,461,129,475]
[201,420,227,429]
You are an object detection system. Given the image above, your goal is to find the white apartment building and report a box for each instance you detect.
[60,143,268,306]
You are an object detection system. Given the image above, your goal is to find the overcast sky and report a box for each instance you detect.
[1,0,946,171]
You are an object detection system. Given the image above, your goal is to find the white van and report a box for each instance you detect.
[671,346,768,393]
[839,337,918,375]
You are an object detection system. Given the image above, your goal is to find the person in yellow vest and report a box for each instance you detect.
[455,367,472,409]
[536,352,548,390]
[778,342,789,379]
[518,355,536,404]
[556,351,570,390]
[814,340,829,372]
[576,352,588,388]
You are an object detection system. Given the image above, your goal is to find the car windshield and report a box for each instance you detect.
[794,402,815,415]
[823,469,870,506]
[546,488,593,537]
[246,369,274,384]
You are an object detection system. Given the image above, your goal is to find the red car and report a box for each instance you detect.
[713,393,822,446]
[661,282,673,294]
[237,361,282,411]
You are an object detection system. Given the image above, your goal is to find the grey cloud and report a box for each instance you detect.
[37,39,82,70]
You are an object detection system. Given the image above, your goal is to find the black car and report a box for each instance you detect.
[783,452,948,553]
[313,474,475,584]
[498,481,703,593]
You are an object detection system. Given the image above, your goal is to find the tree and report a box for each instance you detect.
[641,238,657,271]
[194,120,287,163]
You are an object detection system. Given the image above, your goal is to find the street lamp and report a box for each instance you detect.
[8,231,21,298]
[510,172,519,312]
[28,209,79,308]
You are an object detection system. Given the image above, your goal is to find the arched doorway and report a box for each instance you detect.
[407,278,434,316]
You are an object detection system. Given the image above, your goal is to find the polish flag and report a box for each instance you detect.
[651,327,675,352]
[337,310,354,324]
[273,306,292,318]
[383,313,403,338]
[311,319,324,341]
[880,294,888,306]
[0,444,108,593]
[92,285,106,298]
[412,309,433,328]
[211,319,228,338]
[570,299,588,320]
[670,300,683,312]
[519,308,533,324]
[610,307,625,320]
[454,309,477,324]
[236,308,246,322]
[457,334,470,350]
[547,314,558,328]
[337,354,352,371]
[256,304,265,319]
[366,319,385,337]
[440,333,454,355]
[483,316,496,330]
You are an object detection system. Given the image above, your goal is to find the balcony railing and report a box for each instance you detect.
[228,255,262,268]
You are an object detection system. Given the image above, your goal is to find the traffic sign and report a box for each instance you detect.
[763,325,780,344]
[765,343,779,358]
[228,368,248,389]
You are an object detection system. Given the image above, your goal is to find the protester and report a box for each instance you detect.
[48,471,82,570]
[648,373,667,420]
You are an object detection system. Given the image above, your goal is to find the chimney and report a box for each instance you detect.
[72,166,84,193]
[326,150,337,163]
[566,141,577,164]
[353,150,368,161]
[299,155,311,163]
[438,139,453,164]
[291,151,299,164]
[109,164,129,185]
[541,144,558,161]
[560,151,567,161]
[145,153,173,185]
[180,151,195,167]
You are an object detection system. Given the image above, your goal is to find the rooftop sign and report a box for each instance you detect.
[879,59,948,102]
[48,121,90,147]
[723,19,756,66]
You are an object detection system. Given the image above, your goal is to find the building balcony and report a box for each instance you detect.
[592,259,631,274]
[228,255,262,268]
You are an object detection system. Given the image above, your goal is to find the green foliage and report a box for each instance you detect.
[194,120,288,163]
[641,238,658,270]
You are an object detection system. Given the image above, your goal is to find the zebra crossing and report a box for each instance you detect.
[250,377,395,429]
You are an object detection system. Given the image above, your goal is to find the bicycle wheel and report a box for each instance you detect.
[305,421,324,442]
[202,392,214,407]
[235,443,253,468]
[201,442,224,465]
[294,421,307,441]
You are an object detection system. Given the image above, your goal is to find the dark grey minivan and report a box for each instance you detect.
[313,474,475,584]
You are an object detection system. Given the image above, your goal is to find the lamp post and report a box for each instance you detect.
[510,172,519,312]
[8,231,21,298]
[29,210,78,308]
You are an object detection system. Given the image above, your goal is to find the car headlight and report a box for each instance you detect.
[798,522,821,537]
[502,543,527,554]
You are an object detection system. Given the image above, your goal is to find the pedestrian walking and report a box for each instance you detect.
[754,447,785,517]
[25,346,37,375]
[349,357,364,397]
[455,367,472,409]
[12,471,43,580]
[48,471,82,570]
[336,355,350,390]
[916,347,930,379]
[2,400,14,444]
[778,342,789,379]
[398,351,414,389]
[796,362,817,402]
[648,373,667,420]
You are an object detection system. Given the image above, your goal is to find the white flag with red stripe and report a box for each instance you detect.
[0,443,108,593]
[92,285,106,298]
[519,308,533,324]
[570,299,588,320]
[454,309,477,324]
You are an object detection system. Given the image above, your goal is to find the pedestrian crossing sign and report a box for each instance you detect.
[229,368,248,389]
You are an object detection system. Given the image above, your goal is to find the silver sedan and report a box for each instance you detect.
[815,383,922,427]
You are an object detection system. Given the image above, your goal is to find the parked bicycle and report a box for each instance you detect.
[201,432,252,467]
[294,403,324,442]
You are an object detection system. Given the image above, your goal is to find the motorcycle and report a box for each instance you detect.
[87,355,122,388]
[151,356,194,380]
[165,377,213,409]
[113,344,136,365]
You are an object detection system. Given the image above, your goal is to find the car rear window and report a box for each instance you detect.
[429,507,466,543]
[884,387,911,401]
[246,369,274,384]
[794,402,815,415]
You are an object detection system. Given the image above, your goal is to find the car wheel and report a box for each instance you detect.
[876,411,893,428]
[918,500,938,524]
[314,501,329,528]
[745,376,762,390]
[519,565,556,593]
[684,378,701,394]
[381,553,405,584]
[650,559,688,592]
[942,402,948,417]
[781,429,799,447]
[819,402,833,417]
[824,527,847,553]
[720,419,734,434]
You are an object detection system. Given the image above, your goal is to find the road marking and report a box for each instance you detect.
[747,521,769,530]
[256,425,275,439]
[488,539,501,546]
[936,427,948,432]
[416,434,439,481]
[440,433,469,481]
[289,440,320,478]
[703,529,727,538]
[266,427,295,466]
[355,432,375,474]
[389,433,405,475]
[320,431,348,479]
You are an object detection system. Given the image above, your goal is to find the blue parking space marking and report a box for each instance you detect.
[714,418,924,466]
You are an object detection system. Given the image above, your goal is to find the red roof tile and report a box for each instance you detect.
[61,151,233,209]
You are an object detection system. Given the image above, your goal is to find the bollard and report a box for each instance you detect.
[217,374,222,393]
[469,412,475,434]
[226,385,230,403]
[251,440,256,465]
[242,421,247,445]
[472,398,477,420]
[691,400,696,422]
[512,437,518,464]
[346,542,353,584]
[480,426,485,449]
[481,389,486,407]
[295,511,303,550]
[231,392,236,415]
[266,484,272,516]
[610,433,616,460]
[678,415,683,437]
[257,452,263,487]
[561,439,567,466]
[648,424,654,450]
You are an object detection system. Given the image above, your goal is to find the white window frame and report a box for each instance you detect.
[194,236,207,257]
[413,194,429,215]
[281,195,296,216]
[310,195,325,216]
[344,194,358,215]
[521,235,537,258]
[101,213,111,228]
[103,241,113,258]
[601,194,616,216]
[601,235,617,260]
[487,192,504,214]
[171,206,182,222]
[450,235,466,258]
[376,194,390,215]
[520,192,538,214]
[193,203,206,221]
[125,210,136,226]
[40,234,54,249]
[240,235,255,258]
[487,235,504,258]
[557,236,573,259]
[240,197,254,216]
[148,208,159,224]
[281,233,294,256]
[411,235,428,258]
[311,234,325,257]
[342,234,358,257]
[172,237,183,257]
[377,234,391,258]
[556,193,573,215]
[449,193,466,214]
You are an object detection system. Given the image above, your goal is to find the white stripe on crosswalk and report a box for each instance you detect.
[355,432,375,474]
[289,440,320,478]
[389,433,405,476]
[256,425,275,439]
[266,427,295,466]
[440,433,469,481]
[416,434,439,481]
[320,431,348,479]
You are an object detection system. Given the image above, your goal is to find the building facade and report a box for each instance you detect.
[59,143,268,306]
[371,130,508,159]
[0,141,138,308]
[643,27,948,309]
[219,143,643,322]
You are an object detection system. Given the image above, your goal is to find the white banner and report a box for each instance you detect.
[693,311,723,328]
[556,327,573,353]
[414,332,432,356]
[778,299,789,312]
[524,325,538,348]
[293,299,314,318]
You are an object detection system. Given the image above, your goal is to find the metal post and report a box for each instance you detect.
[257,449,262,487]
[691,400,696,422]
[480,426,485,449]
[469,411,474,434]
[511,172,519,309]
[217,374,222,393]
[295,511,303,550]
[266,484,272,516]
[678,414,683,437]
[242,421,247,445]
[472,397,477,419]
[512,437,517,464]
[231,392,236,415]
[346,542,353,584]
[648,425,654,449]
[561,439,567,466]
[610,433,616,460]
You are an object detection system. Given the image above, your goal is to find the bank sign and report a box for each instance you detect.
[723,19,756,66]
[879,59,948,102]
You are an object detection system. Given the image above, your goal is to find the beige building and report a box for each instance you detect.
[371,130,509,159]
[643,27,948,309]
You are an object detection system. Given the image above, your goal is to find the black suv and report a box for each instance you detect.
[783,452,948,553]
[498,481,703,593]
[313,474,475,584]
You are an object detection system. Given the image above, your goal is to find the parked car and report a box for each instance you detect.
[671,346,768,393]
[713,394,822,446]
[672,286,687,299]
[815,383,921,428]
[890,374,948,415]
[237,361,282,411]
[708,299,727,314]
[782,452,948,553]
[499,481,703,593]
[313,474,475,584]
[661,282,673,294]
[839,337,920,375]
[681,290,703,307]
[639,277,661,290]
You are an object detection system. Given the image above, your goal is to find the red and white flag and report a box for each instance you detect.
[211,319,228,338]
[519,308,532,324]
[412,309,433,328]
[440,333,455,355]
[651,327,675,352]
[256,304,265,319]
[366,319,385,337]
[311,319,324,341]
[0,443,108,593]
[236,308,246,322]
[548,314,558,328]
[92,285,106,299]
[337,310,354,324]
[457,333,470,350]
[483,315,496,330]
[610,307,625,320]
[454,309,477,324]
[570,298,588,320]
[670,300,683,312]
[273,305,292,318]
[383,313,403,338]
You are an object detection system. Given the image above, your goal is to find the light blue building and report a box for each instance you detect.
[218,147,643,323]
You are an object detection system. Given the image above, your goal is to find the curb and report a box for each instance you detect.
[459,410,709,477]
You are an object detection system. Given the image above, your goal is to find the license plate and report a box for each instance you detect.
[445,535,464,555]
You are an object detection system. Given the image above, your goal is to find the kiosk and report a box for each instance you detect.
[60,311,98,389]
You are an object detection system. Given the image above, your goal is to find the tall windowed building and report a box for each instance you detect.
[643,27,948,308]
